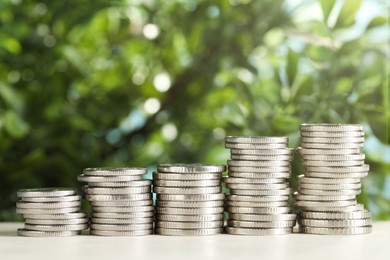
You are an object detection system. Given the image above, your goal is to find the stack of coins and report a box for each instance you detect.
[296,123,372,235]
[153,164,226,236]
[77,167,154,236]
[16,188,88,237]
[224,136,296,235]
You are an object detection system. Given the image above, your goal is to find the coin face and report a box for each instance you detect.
[225,136,288,144]
[157,164,226,173]
[83,167,148,176]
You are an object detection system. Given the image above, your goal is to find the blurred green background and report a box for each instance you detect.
[0,0,388,221]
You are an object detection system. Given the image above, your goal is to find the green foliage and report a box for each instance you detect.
[0,0,388,220]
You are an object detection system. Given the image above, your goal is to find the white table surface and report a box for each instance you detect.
[0,222,389,260]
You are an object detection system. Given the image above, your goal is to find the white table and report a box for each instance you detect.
[0,222,389,260]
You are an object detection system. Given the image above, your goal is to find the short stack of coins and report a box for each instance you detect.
[223,136,296,235]
[296,123,372,235]
[16,188,88,237]
[153,164,226,236]
[77,167,154,236]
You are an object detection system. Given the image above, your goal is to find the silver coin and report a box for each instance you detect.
[297,188,360,196]
[90,229,152,236]
[24,223,88,232]
[230,188,292,196]
[153,172,221,180]
[225,143,288,149]
[304,171,368,178]
[93,205,154,213]
[16,207,80,215]
[83,167,147,176]
[155,207,224,215]
[228,166,291,173]
[155,221,223,229]
[226,206,292,214]
[298,226,372,235]
[229,213,297,221]
[92,217,153,224]
[90,223,153,231]
[157,164,226,173]
[88,180,152,187]
[231,149,293,155]
[17,188,77,198]
[295,200,357,208]
[298,218,372,228]
[92,212,154,219]
[299,124,364,132]
[231,154,293,161]
[298,147,361,155]
[300,131,364,138]
[228,172,291,179]
[228,220,296,228]
[226,200,289,207]
[305,165,369,173]
[223,177,286,184]
[156,200,224,208]
[25,218,89,225]
[300,142,363,149]
[155,227,223,236]
[77,174,142,183]
[157,193,225,201]
[293,193,356,201]
[301,154,365,161]
[153,179,221,187]
[17,228,80,237]
[301,160,364,167]
[225,227,292,235]
[155,214,224,222]
[153,186,221,195]
[22,212,87,220]
[299,210,371,219]
[226,195,289,202]
[16,201,81,209]
[299,204,364,212]
[226,183,289,190]
[225,136,288,144]
[20,195,82,203]
[84,186,151,195]
[228,160,290,167]
[297,175,360,184]
[298,183,361,190]
[85,193,152,201]
[300,136,364,144]
[91,200,153,207]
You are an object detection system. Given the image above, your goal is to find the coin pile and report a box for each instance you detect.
[296,123,372,235]
[153,164,226,236]
[16,188,88,237]
[77,167,154,236]
[224,136,296,235]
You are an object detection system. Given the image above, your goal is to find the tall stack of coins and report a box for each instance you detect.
[296,124,372,235]
[16,188,88,237]
[153,164,226,236]
[77,167,154,236]
[223,136,296,235]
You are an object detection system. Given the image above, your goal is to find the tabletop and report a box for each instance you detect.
[0,222,389,260]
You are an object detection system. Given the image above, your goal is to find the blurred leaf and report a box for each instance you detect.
[286,49,299,87]
[272,115,300,133]
[334,0,362,28]
[1,37,21,54]
[3,110,29,138]
[0,82,22,109]
[319,0,335,22]
[366,16,388,29]
[292,75,314,102]
[368,113,389,144]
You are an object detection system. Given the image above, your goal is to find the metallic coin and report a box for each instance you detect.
[92,205,154,213]
[229,213,297,221]
[155,207,224,215]
[297,175,360,184]
[226,183,289,190]
[153,186,221,195]
[17,188,77,198]
[155,227,223,236]
[299,226,372,235]
[297,188,360,196]
[16,201,81,209]
[299,204,364,212]
[299,210,371,220]
[88,180,152,187]
[153,172,221,180]
[20,195,82,203]
[298,183,361,190]
[156,200,224,208]
[23,212,87,220]
[298,147,361,155]
[226,200,289,207]
[91,200,153,207]
[153,179,221,187]
[300,131,364,138]
[299,124,364,132]
[228,220,296,228]
[225,143,288,149]
[301,160,364,167]
[83,167,147,176]
[90,223,153,231]
[85,193,152,201]
[305,165,369,173]
[84,186,151,195]
[226,195,289,202]
[155,221,223,229]
[77,174,142,183]
[24,223,88,232]
[225,136,288,144]
[295,200,357,208]
[301,142,363,149]
[304,171,368,178]
[228,172,291,179]
[16,207,80,215]
[157,193,225,201]
[228,160,290,167]
[293,193,356,201]
[157,164,226,173]
[17,228,80,237]
[230,188,292,196]
[231,149,293,155]
[301,154,365,161]
[300,136,364,144]
[92,218,153,224]
[92,212,154,219]
[155,214,224,222]
[225,227,292,235]
[226,206,292,214]
[25,218,89,225]
[298,218,372,228]
[231,154,293,161]
[223,177,286,184]
[90,229,152,236]
[228,166,290,173]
